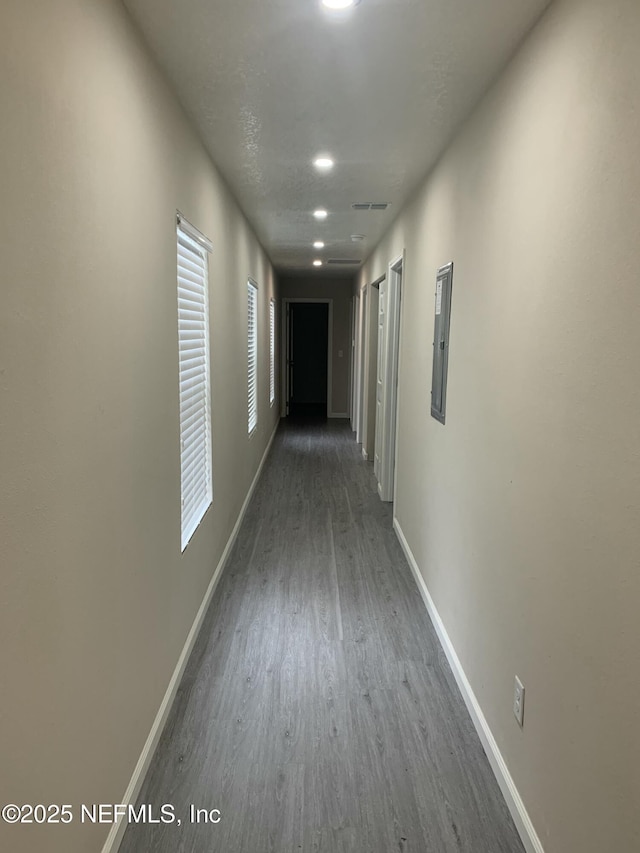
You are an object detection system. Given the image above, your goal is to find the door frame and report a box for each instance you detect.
[374,277,386,481]
[359,276,384,460]
[349,294,357,429]
[281,298,334,418]
[355,286,366,445]
[378,254,404,502]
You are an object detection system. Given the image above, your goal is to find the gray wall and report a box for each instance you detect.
[356,1,640,851]
[0,2,278,852]
[279,275,355,417]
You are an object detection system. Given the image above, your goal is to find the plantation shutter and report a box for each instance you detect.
[248,281,258,433]
[177,222,212,550]
[269,298,276,405]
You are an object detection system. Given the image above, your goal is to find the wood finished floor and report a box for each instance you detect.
[120,420,525,853]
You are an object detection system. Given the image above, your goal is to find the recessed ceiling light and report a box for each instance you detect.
[313,260,323,267]
[313,209,328,220]
[322,0,358,9]
[314,156,334,171]
[313,241,325,249]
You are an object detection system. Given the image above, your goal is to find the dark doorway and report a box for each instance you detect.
[288,302,329,419]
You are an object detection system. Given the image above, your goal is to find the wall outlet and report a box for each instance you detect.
[513,676,525,727]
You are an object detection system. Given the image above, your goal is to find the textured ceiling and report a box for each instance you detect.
[123,0,551,274]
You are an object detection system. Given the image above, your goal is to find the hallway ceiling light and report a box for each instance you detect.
[322,0,359,9]
[313,156,334,171]
[313,209,328,220]
[313,241,325,249]
[313,259,323,266]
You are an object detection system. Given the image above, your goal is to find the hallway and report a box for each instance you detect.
[120,422,524,853]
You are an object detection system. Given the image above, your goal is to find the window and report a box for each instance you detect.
[269,298,276,406]
[248,280,258,433]
[177,216,213,551]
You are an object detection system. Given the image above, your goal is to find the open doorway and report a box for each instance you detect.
[283,299,331,419]
[360,280,380,461]
[372,255,404,503]
[361,257,403,502]
[373,277,386,482]
[355,288,365,445]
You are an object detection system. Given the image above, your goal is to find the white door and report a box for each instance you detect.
[380,259,403,502]
[357,288,367,445]
[352,294,360,441]
[374,281,386,482]
[350,295,358,430]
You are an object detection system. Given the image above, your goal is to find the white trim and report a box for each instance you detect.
[391,255,407,514]
[349,295,356,426]
[101,421,280,853]
[353,291,362,439]
[392,517,545,853]
[328,301,334,417]
[359,284,367,442]
[361,448,368,461]
[360,284,372,455]
[176,211,213,253]
[360,277,383,463]
[373,277,385,483]
[378,255,403,503]
[328,412,349,419]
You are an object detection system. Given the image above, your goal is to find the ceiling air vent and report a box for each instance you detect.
[351,202,390,211]
[328,259,362,265]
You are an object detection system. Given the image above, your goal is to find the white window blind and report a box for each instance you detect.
[177,223,212,551]
[248,280,258,433]
[269,298,276,406]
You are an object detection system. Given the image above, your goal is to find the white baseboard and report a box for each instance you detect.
[361,448,368,461]
[392,517,544,853]
[102,421,280,853]
[328,411,349,419]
